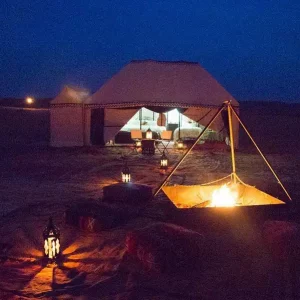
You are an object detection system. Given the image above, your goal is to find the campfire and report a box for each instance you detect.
[210,184,238,207]
[157,101,291,208]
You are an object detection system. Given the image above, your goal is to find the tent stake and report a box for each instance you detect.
[230,104,292,201]
[154,103,226,196]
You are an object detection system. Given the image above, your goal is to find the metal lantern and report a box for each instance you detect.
[146,128,153,139]
[177,139,184,149]
[160,152,168,169]
[136,140,142,147]
[122,162,131,183]
[43,217,60,262]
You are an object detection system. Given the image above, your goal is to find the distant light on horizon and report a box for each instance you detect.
[25,97,34,105]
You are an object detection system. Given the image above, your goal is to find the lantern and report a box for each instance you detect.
[122,162,131,183]
[146,128,152,139]
[136,140,142,147]
[177,139,184,149]
[25,97,34,105]
[43,217,60,262]
[160,152,168,169]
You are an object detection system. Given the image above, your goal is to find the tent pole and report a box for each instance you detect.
[227,101,237,183]
[178,109,181,140]
[82,103,86,145]
[154,104,226,197]
[230,104,292,201]
[139,108,142,130]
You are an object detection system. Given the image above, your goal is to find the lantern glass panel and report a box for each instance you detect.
[122,172,131,183]
[122,163,131,183]
[43,218,60,261]
[160,153,168,169]
[177,140,184,149]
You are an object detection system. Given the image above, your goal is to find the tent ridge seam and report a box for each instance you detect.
[83,102,239,109]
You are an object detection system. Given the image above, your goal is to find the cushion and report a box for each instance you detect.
[103,183,153,205]
[65,201,141,231]
[125,222,205,273]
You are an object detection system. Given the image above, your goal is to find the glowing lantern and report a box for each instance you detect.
[25,97,34,105]
[122,162,131,183]
[136,140,142,147]
[160,152,169,169]
[43,217,60,262]
[177,139,184,149]
[146,128,153,139]
[211,184,238,207]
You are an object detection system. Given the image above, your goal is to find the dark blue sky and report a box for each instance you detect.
[1,0,300,101]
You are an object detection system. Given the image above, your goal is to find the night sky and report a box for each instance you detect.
[1,1,300,102]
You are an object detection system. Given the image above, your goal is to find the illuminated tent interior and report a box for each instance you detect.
[156,102,291,208]
[118,107,226,145]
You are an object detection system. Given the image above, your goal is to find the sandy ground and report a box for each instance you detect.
[0,105,300,298]
[0,145,299,299]
[0,146,298,217]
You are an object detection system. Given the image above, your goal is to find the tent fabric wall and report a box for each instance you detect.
[50,106,85,147]
[50,85,90,147]
[84,108,91,146]
[104,108,139,143]
[182,106,239,148]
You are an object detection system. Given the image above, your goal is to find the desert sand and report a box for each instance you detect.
[0,103,299,299]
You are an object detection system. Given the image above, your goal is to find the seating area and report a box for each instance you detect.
[114,130,160,144]
[111,107,228,154]
[156,130,172,153]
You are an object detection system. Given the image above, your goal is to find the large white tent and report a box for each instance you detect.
[50,60,239,147]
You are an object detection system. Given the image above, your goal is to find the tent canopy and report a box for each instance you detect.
[85,60,239,145]
[86,60,239,108]
[51,86,90,105]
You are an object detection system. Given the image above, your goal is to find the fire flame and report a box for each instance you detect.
[211,184,238,207]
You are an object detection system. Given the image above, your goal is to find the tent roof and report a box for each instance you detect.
[51,86,90,105]
[86,60,238,108]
